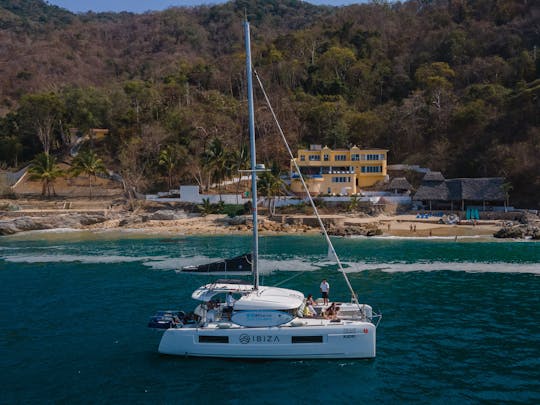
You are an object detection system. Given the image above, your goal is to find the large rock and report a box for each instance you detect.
[227,216,248,226]
[119,216,142,227]
[0,214,108,235]
[78,214,107,226]
[493,227,524,239]
[527,226,540,240]
[145,210,187,221]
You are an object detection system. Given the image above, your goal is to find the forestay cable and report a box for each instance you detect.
[253,69,363,312]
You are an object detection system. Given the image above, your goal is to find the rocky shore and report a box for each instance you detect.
[1,199,539,240]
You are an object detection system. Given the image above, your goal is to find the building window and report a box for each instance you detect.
[300,155,305,161]
[361,166,382,173]
[309,154,320,161]
[334,155,347,161]
[366,154,382,160]
[332,176,350,183]
[323,154,329,161]
[351,154,360,161]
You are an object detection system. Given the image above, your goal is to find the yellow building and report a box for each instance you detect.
[290,145,388,196]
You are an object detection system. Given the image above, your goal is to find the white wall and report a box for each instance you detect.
[146,186,411,207]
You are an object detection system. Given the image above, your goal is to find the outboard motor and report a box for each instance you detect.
[148,311,185,329]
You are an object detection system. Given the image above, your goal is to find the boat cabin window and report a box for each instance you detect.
[199,336,229,343]
[292,336,323,343]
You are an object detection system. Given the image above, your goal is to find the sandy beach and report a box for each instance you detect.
[0,197,507,238]
[0,198,538,238]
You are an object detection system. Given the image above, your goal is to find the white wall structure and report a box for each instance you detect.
[146,186,411,207]
[146,185,251,204]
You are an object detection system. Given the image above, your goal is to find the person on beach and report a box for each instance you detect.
[320,279,330,305]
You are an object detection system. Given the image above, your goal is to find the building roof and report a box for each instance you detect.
[387,177,413,191]
[447,178,505,201]
[422,171,446,181]
[414,177,505,202]
[414,182,450,200]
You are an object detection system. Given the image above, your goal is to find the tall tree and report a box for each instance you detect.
[158,145,186,190]
[17,93,64,155]
[202,138,228,196]
[257,164,284,216]
[70,149,107,199]
[28,152,63,198]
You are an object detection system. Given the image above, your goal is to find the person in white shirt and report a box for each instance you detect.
[226,292,235,307]
[320,279,330,305]
[224,292,235,319]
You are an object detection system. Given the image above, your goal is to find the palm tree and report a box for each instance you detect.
[502,182,513,212]
[228,144,249,204]
[202,138,228,198]
[28,152,63,198]
[70,149,107,199]
[159,145,185,190]
[257,167,284,216]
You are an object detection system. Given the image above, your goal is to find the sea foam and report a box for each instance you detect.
[2,252,537,275]
[2,254,154,264]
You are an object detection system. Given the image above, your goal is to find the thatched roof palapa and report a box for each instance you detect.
[447,178,505,201]
[387,177,413,191]
[413,182,450,201]
[414,176,506,202]
[422,171,446,182]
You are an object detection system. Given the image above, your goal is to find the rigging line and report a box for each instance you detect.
[253,68,363,313]
[273,270,305,288]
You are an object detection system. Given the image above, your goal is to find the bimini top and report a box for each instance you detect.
[235,286,305,311]
[191,282,304,311]
[192,282,254,301]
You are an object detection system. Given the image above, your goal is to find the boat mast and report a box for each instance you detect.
[244,20,259,290]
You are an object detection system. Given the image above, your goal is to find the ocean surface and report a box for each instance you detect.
[1,231,539,404]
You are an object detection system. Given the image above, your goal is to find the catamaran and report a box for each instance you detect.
[149,20,380,359]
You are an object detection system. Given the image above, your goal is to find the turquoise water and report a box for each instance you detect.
[1,232,539,403]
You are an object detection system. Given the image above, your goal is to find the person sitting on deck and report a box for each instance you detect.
[305,294,317,317]
[303,304,313,317]
[324,303,340,320]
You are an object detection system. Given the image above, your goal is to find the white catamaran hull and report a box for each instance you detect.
[158,320,376,359]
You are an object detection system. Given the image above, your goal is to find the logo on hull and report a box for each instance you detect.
[239,334,251,344]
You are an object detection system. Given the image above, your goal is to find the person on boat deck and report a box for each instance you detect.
[324,303,339,320]
[320,279,330,305]
[223,292,235,319]
[305,294,317,316]
[302,304,313,317]
[206,303,216,323]
[226,292,235,307]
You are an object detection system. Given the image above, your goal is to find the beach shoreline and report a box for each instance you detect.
[1,197,536,240]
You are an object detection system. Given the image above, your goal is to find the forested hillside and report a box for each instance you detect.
[0,0,538,207]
